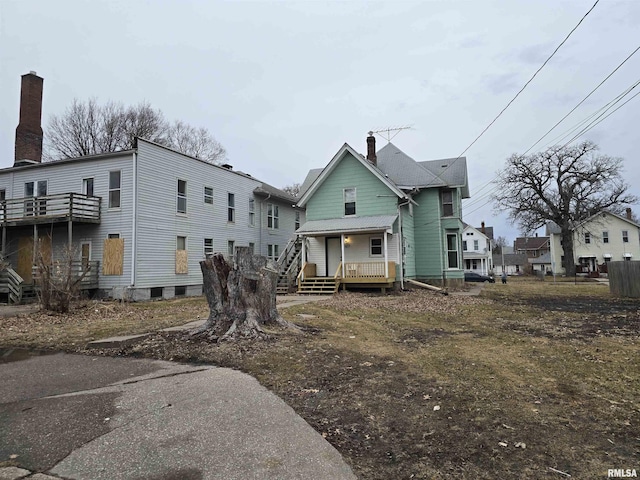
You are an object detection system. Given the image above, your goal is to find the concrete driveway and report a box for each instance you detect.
[0,352,355,480]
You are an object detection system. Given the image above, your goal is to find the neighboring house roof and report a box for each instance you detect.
[296,143,407,208]
[547,211,640,234]
[299,168,323,197]
[462,222,494,240]
[492,253,528,266]
[514,236,550,251]
[253,182,298,204]
[530,252,552,264]
[419,157,470,198]
[296,215,397,236]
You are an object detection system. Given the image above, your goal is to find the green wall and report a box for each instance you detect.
[306,153,398,221]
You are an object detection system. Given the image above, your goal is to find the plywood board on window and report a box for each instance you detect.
[176,250,188,274]
[103,238,124,275]
[17,237,34,283]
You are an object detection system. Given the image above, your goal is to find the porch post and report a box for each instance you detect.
[384,232,389,278]
[340,233,345,278]
[300,236,306,281]
[1,225,5,257]
[33,224,38,266]
[68,219,73,246]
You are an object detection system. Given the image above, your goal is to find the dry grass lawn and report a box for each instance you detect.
[1,278,638,479]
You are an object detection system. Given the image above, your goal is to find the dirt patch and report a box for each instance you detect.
[3,284,639,478]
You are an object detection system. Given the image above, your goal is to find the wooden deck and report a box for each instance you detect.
[1,193,101,227]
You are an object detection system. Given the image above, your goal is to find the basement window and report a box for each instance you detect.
[150,287,163,299]
[175,286,186,296]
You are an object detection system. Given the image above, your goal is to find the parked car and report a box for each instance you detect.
[464,272,495,283]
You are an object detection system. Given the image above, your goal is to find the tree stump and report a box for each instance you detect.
[195,247,295,340]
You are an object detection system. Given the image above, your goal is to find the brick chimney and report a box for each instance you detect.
[15,71,44,165]
[481,221,486,234]
[626,207,632,220]
[366,132,376,166]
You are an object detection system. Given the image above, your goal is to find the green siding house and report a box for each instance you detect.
[296,135,469,291]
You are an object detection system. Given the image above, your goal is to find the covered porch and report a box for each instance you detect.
[296,215,399,293]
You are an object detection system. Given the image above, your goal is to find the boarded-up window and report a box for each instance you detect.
[176,236,188,274]
[103,238,124,275]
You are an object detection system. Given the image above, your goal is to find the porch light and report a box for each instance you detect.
[344,236,351,246]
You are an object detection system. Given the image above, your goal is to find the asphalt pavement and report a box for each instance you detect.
[0,352,356,480]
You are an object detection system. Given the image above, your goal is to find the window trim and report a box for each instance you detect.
[344,187,356,216]
[441,189,454,217]
[267,203,279,229]
[603,231,609,244]
[227,240,235,256]
[177,179,187,214]
[584,232,591,244]
[370,236,383,257]
[248,199,255,227]
[177,235,187,251]
[267,243,280,260]
[108,170,121,209]
[204,186,213,205]
[446,232,459,269]
[227,193,235,223]
[622,230,629,243]
[204,238,214,257]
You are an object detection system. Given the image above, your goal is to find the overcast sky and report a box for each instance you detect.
[1,0,638,244]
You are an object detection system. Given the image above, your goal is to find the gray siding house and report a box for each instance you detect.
[2,73,303,301]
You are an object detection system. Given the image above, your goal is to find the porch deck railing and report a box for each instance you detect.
[32,260,100,289]
[338,261,396,280]
[0,193,101,225]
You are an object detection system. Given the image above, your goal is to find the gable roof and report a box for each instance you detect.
[547,211,640,235]
[492,253,529,266]
[296,143,407,208]
[462,222,494,240]
[299,168,323,197]
[253,181,298,204]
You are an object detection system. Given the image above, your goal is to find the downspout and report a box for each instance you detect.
[397,197,412,290]
[130,151,138,287]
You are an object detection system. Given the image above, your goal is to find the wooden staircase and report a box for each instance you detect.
[276,238,302,295]
[297,277,339,294]
[0,264,24,304]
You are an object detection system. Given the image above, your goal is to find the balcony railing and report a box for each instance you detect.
[32,260,100,289]
[338,261,396,281]
[0,193,101,226]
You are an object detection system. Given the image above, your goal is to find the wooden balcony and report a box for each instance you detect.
[1,193,101,227]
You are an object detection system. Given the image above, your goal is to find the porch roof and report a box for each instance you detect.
[296,215,397,236]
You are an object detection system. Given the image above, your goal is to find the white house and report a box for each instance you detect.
[547,209,640,276]
[462,222,493,275]
[1,72,303,302]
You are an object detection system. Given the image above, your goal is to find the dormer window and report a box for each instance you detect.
[344,187,356,216]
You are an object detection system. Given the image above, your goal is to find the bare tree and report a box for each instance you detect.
[493,236,508,254]
[493,141,637,276]
[45,98,225,164]
[166,120,226,164]
[281,183,301,197]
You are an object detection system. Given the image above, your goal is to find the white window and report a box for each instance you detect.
[267,244,280,260]
[249,242,255,254]
[204,186,213,205]
[603,231,609,244]
[473,239,479,251]
[108,233,120,239]
[177,179,187,214]
[248,199,255,226]
[24,181,34,216]
[584,232,591,244]
[227,240,235,256]
[295,211,300,230]
[344,187,356,216]
[446,233,459,269]
[228,193,235,222]
[177,236,186,251]
[462,240,467,251]
[109,171,121,208]
[204,238,213,257]
[267,203,279,229]
[622,230,629,243]
[370,237,383,257]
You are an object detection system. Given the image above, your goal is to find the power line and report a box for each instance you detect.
[454,0,600,160]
